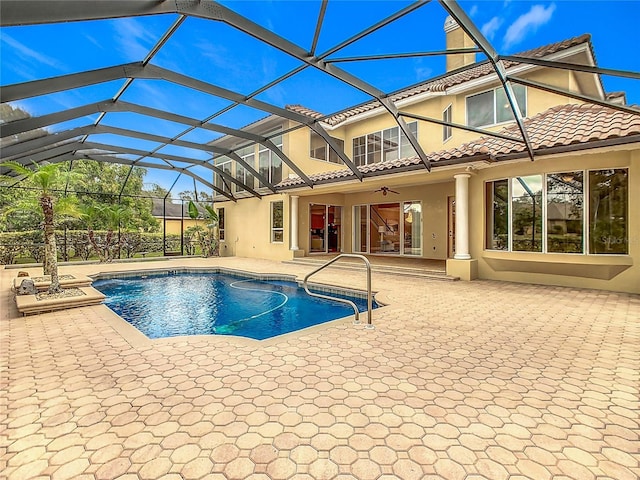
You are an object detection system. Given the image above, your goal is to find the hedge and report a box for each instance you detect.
[0,230,183,265]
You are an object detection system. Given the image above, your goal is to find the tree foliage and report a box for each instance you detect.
[67,161,159,232]
[0,161,80,293]
[179,190,213,202]
[187,200,219,257]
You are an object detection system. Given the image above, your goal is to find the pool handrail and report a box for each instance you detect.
[302,254,374,329]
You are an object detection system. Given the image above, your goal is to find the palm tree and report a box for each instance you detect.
[82,203,132,262]
[187,200,219,257]
[1,161,78,294]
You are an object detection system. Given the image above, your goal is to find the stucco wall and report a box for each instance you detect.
[215,193,293,261]
[159,219,199,235]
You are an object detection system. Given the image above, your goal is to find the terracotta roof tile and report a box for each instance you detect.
[286,34,593,127]
[277,103,640,188]
[285,104,324,120]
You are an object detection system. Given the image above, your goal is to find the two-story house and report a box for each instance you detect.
[209,18,639,294]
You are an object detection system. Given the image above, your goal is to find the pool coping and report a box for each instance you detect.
[90,266,385,346]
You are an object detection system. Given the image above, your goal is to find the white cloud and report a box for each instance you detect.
[84,34,105,51]
[481,17,503,40]
[112,17,157,61]
[503,3,556,49]
[1,33,65,71]
[470,5,479,17]
[135,81,173,110]
[197,41,245,78]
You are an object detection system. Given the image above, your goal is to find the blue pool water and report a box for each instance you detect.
[93,272,376,340]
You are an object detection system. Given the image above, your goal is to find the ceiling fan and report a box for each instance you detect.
[374,186,399,196]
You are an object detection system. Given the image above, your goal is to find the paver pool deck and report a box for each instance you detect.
[1,257,638,480]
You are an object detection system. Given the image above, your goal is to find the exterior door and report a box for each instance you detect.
[310,204,342,253]
[310,204,326,253]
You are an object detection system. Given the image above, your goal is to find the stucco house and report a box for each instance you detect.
[209,20,640,294]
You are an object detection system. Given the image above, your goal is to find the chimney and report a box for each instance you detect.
[444,16,476,72]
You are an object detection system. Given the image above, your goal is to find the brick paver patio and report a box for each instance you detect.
[1,257,638,479]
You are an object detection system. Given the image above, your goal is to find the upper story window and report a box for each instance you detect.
[214,158,232,194]
[467,84,526,128]
[259,132,283,186]
[352,122,418,167]
[235,145,255,194]
[310,131,344,164]
[443,105,452,142]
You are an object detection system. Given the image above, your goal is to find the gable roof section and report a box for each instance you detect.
[277,103,640,188]
[286,34,593,127]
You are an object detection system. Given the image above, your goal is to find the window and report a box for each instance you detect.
[235,145,255,193]
[485,179,508,250]
[399,122,418,159]
[214,158,232,194]
[383,127,399,162]
[443,105,452,142]
[259,133,283,186]
[271,201,284,243]
[547,172,583,253]
[589,169,628,254]
[485,168,628,255]
[511,175,543,252]
[310,131,344,164]
[366,132,382,164]
[352,122,418,167]
[218,208,225,241]
[353,136,366,166]
[467,84,526,128]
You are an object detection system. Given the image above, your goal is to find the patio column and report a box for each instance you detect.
[454,173,471,260]
[290,195,299,251]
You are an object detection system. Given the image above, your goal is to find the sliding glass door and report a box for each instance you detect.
[371,203,401,254]
[353,202,422,256]
[403,201,422,256]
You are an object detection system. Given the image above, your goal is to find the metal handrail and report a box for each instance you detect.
[302,253,374,329]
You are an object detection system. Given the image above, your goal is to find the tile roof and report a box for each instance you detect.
[277,103,640,188]
[286,34,593,127]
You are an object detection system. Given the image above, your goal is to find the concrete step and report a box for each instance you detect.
[283,258,459,281]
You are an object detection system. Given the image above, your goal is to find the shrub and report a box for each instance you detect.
[0,230,184,263]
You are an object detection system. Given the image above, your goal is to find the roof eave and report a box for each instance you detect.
[277,134,640,191]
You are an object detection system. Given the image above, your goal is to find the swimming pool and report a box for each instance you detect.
[93,270,377,340]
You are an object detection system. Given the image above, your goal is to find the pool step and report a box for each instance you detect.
[283,258,459,281]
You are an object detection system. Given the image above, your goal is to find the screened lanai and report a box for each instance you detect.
[2,0,638,205]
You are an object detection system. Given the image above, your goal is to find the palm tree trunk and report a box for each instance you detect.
[40,194,62,294]
[87,227,104,262]
[43,238,52,275]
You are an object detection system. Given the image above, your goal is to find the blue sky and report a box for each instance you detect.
[1,0,638,194]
